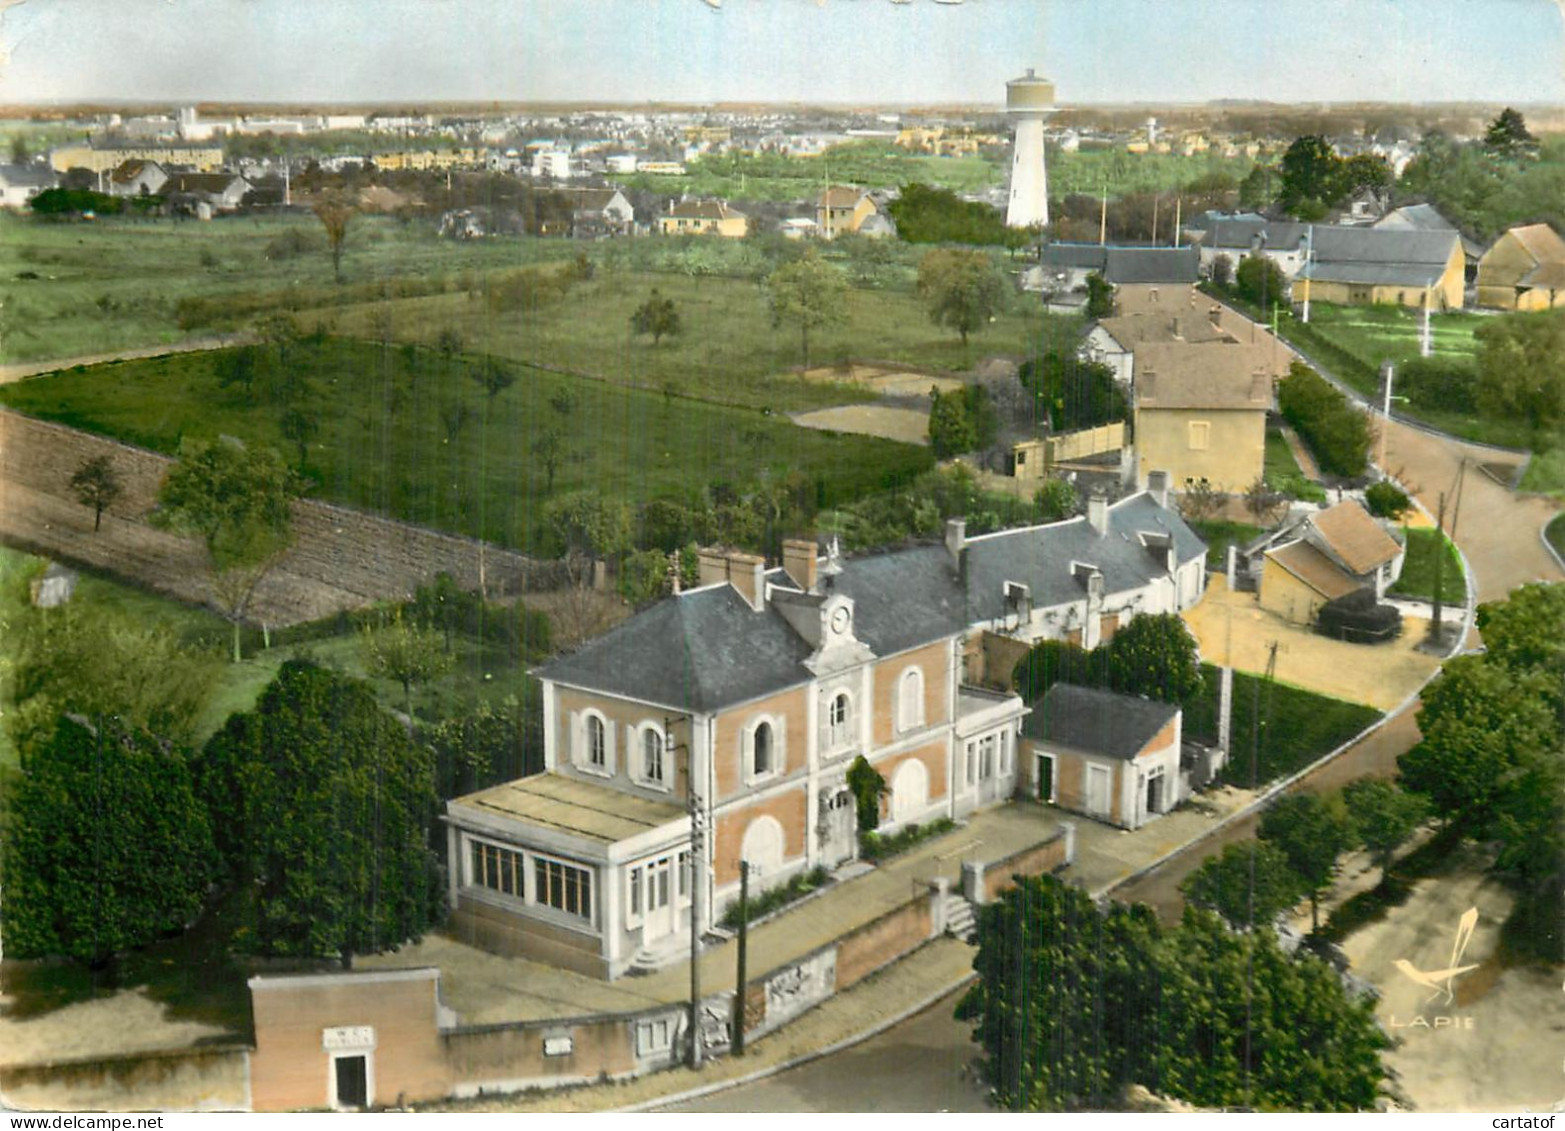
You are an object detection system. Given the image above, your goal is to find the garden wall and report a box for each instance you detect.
[0,1046,250,1112]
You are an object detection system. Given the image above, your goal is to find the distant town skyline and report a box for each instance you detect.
[2,0,1562,108]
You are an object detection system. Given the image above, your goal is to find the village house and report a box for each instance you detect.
[658,199,748,238]
[1083,310,1238,388]
[815,185,885,240]
[107,159,169,198]
[444,490,1206,980]
[1131,342,1273,494]
[561,186,636,238]
[1020,683,1184,829]
[162,171,252,213]
[1475,223,1565,311]
[0,163,57,209]
[1256,498,1405,626]
[1025,244,1201,309]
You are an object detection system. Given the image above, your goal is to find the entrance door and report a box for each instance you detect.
[1086,763,1112,819]
[822,789,856,868]
[1036,754,1054,803]
[334,1055,368,1110]
[642,856,675,944]
[977,734,1001,805]
[1145,770,1163,818]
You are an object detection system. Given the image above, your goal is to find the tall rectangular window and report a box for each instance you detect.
[1187,421,1210,451]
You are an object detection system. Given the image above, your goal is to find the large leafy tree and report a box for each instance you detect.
[1258,792,1358,931]
[198,661,440,962]
[1234,254,1288,313]
[1398,653,1557,833]
[960,875,1388,1112]
[1156,909,1389,1111]
[359,607,453,718]
[767,251,846,369]
[2,715,214,967]
[1474,581,1565,673]
[1181,840,1304,930]
[1278,135,1343,216]
[1342,778,1426,887]
[916,248,1007,345]
[154,438,297,662]
[1017,349,1127,432]
[927,385,977,457]
[1484,107,1538,162]
[1278,362,1372,478]
[1474,312,1565,430]
[312,190,356,282]
[1102,613,1204,707]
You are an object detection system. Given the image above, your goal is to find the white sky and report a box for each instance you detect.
[1,0,1561,106]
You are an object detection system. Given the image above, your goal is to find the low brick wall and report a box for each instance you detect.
[965,826,1073,904]
[0,1046,250,1112]
[834,897,935,992]
[0,408,560,625]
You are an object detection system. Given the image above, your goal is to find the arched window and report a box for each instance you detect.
[752,721,773,777]
[740,815,785,878]
[898,667,925,732]
[642,727,664,785]
[586,715,606,768]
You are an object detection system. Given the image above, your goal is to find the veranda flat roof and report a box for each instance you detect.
[453,773,686,845]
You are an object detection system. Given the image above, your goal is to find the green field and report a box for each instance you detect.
[0,211,581,363]
[1301,303,1484,369]
[0,338,935,553]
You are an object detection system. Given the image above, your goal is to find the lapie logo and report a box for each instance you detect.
[1393,906,1479,1007]
[1388,906,1479,1031]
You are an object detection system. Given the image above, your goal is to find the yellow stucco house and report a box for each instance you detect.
[658,199,748,238]
[1131,342,1272,494]
[1257,499,1405,626]
[49,142,225,174]
[1293,227,1465,311]
[1476,224,1565,311]
[816,186,883,240]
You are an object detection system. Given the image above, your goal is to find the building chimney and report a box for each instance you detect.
[1248,232,1264,256]
[781,538,818,593]
[697,548,729,589]
[1147,469,1170,510]
[1087,494,1109,537]
[726,551,767,612]
[945,517,966,565]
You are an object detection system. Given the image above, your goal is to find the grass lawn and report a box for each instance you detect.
[1388,527,1466,604]
[1189,519,1265,568]
[1302,302,1483,368]
[1185,662,1383,786]
[0,338,935,554]
[1263,426,1327,502]
[1519,448,1565,497]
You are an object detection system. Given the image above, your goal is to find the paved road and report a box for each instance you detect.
[659,987,991,1113]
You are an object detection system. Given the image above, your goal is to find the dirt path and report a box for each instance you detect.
[0,334,249,385]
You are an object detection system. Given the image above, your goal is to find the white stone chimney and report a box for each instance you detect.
[1087,494,1109,537]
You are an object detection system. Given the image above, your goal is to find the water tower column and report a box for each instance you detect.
[1006,69,1056,230]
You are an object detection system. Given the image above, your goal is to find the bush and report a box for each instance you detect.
[861,817,956,862]
[1364,480,1411,519]
[1397,355,1478,415]
[1278,362,1372,478]
[719,865,830,929]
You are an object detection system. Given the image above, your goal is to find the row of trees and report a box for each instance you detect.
[960,875,1388,1111]
[1184,781,1425,933]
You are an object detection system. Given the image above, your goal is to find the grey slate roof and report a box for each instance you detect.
[1038,243,1200,285]
[1203,220,1458,269]
[538,491,1206,714]
[1023,683,1180,760]
[964,493,1206,622]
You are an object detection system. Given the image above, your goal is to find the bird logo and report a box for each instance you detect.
[1393,907,1480,1007]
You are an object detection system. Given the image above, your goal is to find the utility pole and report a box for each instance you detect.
[1428,491,1447,648]
[1301,225,1313,324]
[687,786,705,1070]
[1378,361,1395,472]
[732,860,750,1056]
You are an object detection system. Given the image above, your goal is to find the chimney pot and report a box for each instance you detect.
[1147,469,1171,510]
[945,517,966,564]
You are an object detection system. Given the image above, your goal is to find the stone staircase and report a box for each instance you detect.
[626,934,690,976]
[942,892,978,943]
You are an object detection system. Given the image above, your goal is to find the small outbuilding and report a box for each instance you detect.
[1021,683,1183,830]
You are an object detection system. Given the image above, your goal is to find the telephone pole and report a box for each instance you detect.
[732,860,750,1056]
[687,787,704,1070]
[1428,491,1447,648]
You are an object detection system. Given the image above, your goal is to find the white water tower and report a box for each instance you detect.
[1005,68,1056,229]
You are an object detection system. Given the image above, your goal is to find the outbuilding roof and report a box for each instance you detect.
[1022,683,1180,761]
[1264,540,1361,601]
[1309,499,1402,575]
